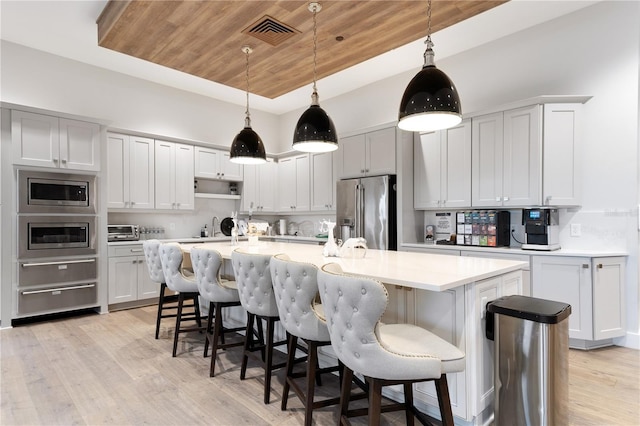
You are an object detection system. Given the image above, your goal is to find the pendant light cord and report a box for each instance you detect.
[312,4,318,95]
[306,2,321,106]
[423,0,435,67]
[243,46,251,127]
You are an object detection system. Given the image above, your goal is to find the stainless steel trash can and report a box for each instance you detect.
[486,295,571,426]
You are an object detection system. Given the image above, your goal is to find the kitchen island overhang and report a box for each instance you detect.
[178,241,526,425]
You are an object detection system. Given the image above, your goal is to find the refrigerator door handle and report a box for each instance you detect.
[356,184,364,238]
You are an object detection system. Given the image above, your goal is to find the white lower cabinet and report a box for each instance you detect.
[382,270,523,423]
[108,245,158,305]
[531,256,626,344]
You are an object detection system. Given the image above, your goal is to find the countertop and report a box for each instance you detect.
[108,235,327,246]
[180,241,528,292]
[401,242,628,257]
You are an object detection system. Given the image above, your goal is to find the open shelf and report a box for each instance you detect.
[195,193,241,200]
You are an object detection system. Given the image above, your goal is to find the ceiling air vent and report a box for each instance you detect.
[243,15,300,46]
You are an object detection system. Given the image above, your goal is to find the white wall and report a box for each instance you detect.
[1,1,638,346]
[0,41,282,154]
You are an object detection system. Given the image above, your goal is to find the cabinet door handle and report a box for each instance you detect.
[495,197,501,202]
[503,196,509,201]
[597,263,603,269]
[582,264,589,269]
[130,201,135,206]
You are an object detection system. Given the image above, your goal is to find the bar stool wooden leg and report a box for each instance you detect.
[264,317,276,404]
[304,341,319,426]
[172,293,186,357]
[339,367,354,424]
[281,333,297,411]
[209,302,223,377]
[368,378,383,426]
[435,375,454,426]
[404,383,415,426]
[240,312,255,381]
[155,283,167,339]
[203,301,215,357]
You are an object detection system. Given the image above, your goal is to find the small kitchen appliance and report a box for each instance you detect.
[107,225,139,242]
[522,208,560,251]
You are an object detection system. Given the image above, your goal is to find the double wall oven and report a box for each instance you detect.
[17,170,98,317]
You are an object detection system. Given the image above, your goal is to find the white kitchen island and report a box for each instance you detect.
[182,241,528,425]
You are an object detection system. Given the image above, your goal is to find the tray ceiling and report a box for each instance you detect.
[97,1,506,99]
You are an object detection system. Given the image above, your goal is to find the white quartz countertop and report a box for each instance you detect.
[402,243,628,257]
[180,241,527,292]
[108,235,327,246]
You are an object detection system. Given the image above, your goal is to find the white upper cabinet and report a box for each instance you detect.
[472,105,541,208]
[340,127,396,179]
[242,158,277,213]
[194,146,243,182]
[542,104,582,206]
[414,119,471,209]
[278,154,310,212]
[107,133,155,210]
[472,101,584,208]
[12,110,100,171]
[310,151,336,211]
[155,140,194,210]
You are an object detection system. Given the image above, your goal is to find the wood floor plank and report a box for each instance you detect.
[1,306,638,426]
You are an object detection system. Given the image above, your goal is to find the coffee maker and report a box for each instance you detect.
[522,208,560,251]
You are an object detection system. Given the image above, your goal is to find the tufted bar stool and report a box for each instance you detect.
[231,249,288,404]
[190,247,245,377]
[142,239,179,339]
[317,263,466,426]
[270,254,342,426]
[159,242,204,357]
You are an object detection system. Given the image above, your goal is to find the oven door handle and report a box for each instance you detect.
[21,259,96,267]
[21,283,96,295]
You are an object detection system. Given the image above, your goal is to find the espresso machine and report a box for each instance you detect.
[522,208,560,251]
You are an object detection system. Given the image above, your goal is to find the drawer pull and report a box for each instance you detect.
[597,263,603,269]
[22,259,95,267]
[582,264,589,269]
[130,249,143,253]
[22,283,95,295]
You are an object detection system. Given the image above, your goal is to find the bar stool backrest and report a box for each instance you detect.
[159,243,197,293]
[231,249,279,317]
[142,239,165,284]
[190,247,239,304]
[270,253,329,342]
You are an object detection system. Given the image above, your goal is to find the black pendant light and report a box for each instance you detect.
[292,2,338,153]
[230,46,267,165]
[398,0,462,132]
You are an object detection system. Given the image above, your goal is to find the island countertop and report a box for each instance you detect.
[180,241,527,292]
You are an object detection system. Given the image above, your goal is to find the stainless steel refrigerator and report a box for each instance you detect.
[336,175,397,250]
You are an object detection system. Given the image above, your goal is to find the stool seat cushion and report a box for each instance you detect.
[376,323,465,375]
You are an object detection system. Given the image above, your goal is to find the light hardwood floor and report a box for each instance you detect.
[1,306,639,425]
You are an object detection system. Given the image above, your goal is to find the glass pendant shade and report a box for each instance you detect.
[293,102,338,153]
[229,123,266,164]
[398,64,462,132]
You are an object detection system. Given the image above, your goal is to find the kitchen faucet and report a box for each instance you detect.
[212,216,220,237]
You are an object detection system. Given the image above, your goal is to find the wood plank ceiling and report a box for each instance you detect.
[97,1,507,99]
